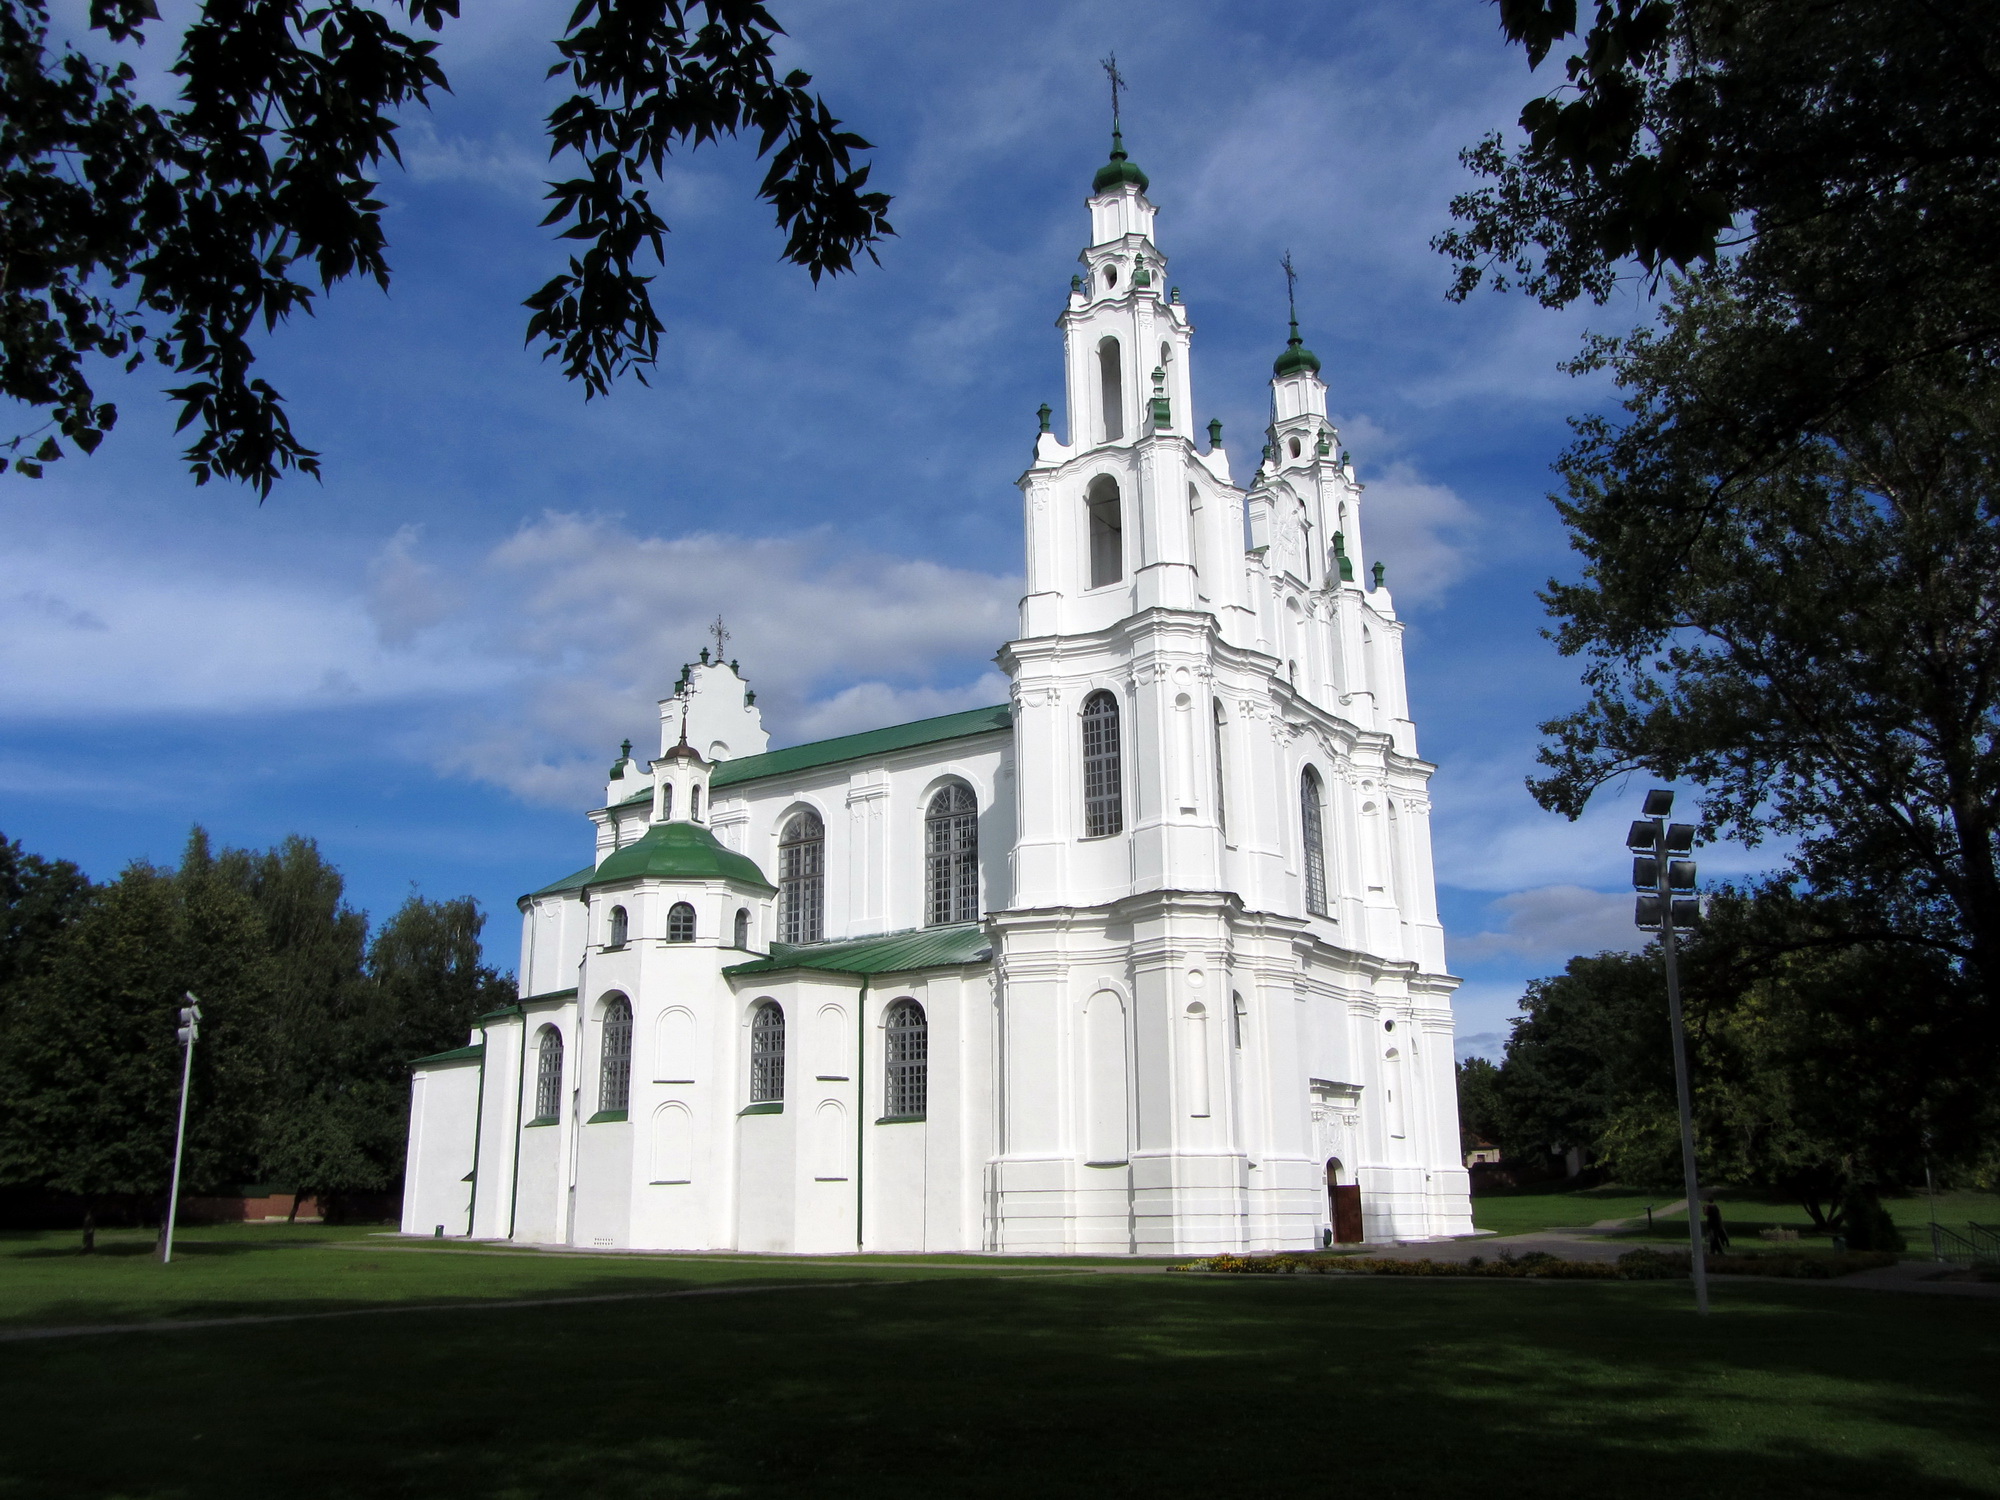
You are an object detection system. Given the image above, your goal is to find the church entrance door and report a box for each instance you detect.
[1326,1161,1363,1244]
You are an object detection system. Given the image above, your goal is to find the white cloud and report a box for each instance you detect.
[1452,883,1641,964]
[1358,460,1480,606]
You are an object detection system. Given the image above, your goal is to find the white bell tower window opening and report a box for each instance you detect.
[599,996,632,1114]
[733,907,750,949]
[1081,690,1124,838]
[690,784,702,820]
[749,1001,785,1103]
[667,901,696,943]
[660,784,674,821]
[1097,337,1124,442]
[606,904,627,948]
[1302,767,1330,917]
[1087,476,1123,588]
[1212,699,1228,836]
[1103,263,1118,291]
[884,999,928,1118]
[924,783,979,926]
[779,810,825,944]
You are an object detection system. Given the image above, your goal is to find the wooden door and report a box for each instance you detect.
[1332,1184,1364,1244]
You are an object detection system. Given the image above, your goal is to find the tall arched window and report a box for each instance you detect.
[606,904,627,948]
[779,809,824,944]
[534,1025,564,1122]
[660,783,674,821]
[599,997,632,1114]
[749,1001,785,1102]
[1097,336,1124,442]
[1302,768,1329,917]
[925,784,979,926]
[1082,690,1123,838]
[667,901,695,942]
[1212,699,1228,836]
[733,907,750,949]
[690,784,702,820]
[884,1000,928,1118]
[1086,475,1123,588]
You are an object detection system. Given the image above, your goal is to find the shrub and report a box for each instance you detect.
[1837,1187,1907,1252]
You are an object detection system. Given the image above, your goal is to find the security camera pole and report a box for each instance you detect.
[160,994,202,1265]
[1628,791,1709,1315]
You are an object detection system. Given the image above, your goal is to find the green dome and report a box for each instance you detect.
[1092,130,1150,193]
[584,821,775,893]
[1273,316,1321,377]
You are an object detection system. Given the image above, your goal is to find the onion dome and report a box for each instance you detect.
[1092,129,1150,193]
[1273,314,1321,377]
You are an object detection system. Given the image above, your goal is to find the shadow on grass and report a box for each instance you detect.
[0,1273,1994,1500]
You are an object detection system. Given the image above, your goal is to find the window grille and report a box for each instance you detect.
[535,1026,564,1121]
[779,811,824,944]
[606,905,627,948]
[925,784,979,926]
[1081,691,1123,837]
[599,998,631,1113]
[1302,769,1329,916]
[734,907,750,948]
[884,1000,927,1118]
[667,901,696,943]
[750,1002,785,1103]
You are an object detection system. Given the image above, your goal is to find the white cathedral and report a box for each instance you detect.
[402,133,1474,1255]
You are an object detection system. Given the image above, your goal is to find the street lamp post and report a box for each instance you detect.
[160,994,202,1265]
[1628,790,1709,1315]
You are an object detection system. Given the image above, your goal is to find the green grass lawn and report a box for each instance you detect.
[1470,1181,1685,1236]
[0,1228,1996,1499]
[1601,1188,2000,1246]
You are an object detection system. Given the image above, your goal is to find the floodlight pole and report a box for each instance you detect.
[1651,844,1710,1316]
[160,994,201,1265]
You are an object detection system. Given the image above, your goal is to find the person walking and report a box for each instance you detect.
[1703,1200,1731,1256]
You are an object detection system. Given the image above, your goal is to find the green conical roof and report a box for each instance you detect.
[583,821,775,892]
[1092,129,1150,193]
[1273,315,1321,377]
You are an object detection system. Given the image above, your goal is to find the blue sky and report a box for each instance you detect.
[0,0,1778,1056]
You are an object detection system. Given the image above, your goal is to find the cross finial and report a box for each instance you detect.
[1281,249,1300,337]
[1101,53,1126,133]
[709,615,730,663]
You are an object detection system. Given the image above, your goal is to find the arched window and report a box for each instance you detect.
[925,784,979,926]
[660,783,674,821]
[534,1025,564,1122]
[1212,699,1228,836]
[749,1001,785,1102]
[690,784,702,821]
[667,901,696,943]
[1082,690,1123,838]
[1302,768,1329,917]
[884,1000,928,1118]
[1098,336,1124,442]
[606,904,627,948]
[1087,475,1123,588]
[778,810,824,944]
[599,997,632,1114]
[733,907,750,949]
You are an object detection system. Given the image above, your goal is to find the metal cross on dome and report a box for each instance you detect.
[1281,249,1299,321]
[709,615,730,663]
[1101,53,1126,131]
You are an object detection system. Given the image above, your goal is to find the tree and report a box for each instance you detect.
[0,831,93,992]
[1438,0,2000,436]
[0,831,274,1248]
[1454,1056,1504,1157]
[1,0,892,490]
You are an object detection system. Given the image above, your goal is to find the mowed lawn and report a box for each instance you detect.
[1469,1182,2000,1242]
[1,1229,1997,1500]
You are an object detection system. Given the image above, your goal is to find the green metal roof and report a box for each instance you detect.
[710,704,1011,791]
[528,863,595,898]
[409,1043,484,1067]
[1092,129,1149,193]
[724,922,991,977]
[586,820,776,892]
[1273,316,1322,377]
